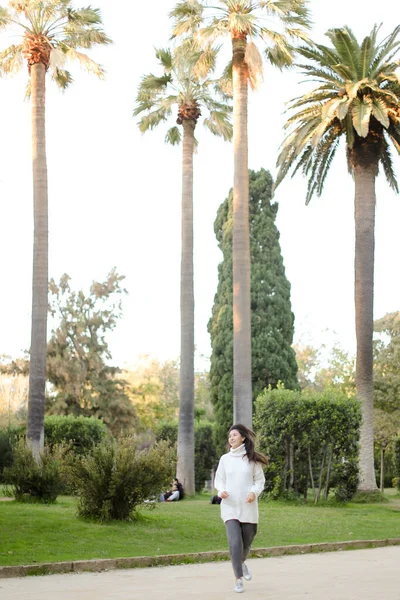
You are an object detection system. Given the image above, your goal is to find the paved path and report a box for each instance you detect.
[1,546,399,600]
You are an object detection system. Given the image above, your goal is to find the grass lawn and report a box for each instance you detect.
[1,491,400,567]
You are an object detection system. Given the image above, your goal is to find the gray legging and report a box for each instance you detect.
[225,519,258,579]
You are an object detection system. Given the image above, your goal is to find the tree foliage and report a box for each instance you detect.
[275,24,400,201]
[294,342,355,396]
[46,269,137,436]
[254,387,362,502]
[208,168,298,447]
[155,420,217,492]
[374,312,400,413]
[0,0,111,87]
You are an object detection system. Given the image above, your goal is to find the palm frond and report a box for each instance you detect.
[345,112,355,149]
[369,25,400,77]
[156,47,173,71]
[140,73,173,94]
[0,44,23,75]
[265,36,294,69]
[371,97,390,129]
[245,40,263,89]
[386,121,400,153]
[313,129,341,198]
[297,43,340,69]
[0,6,11,29]
[260,0,312,31]
[326,26,360,78]
[229,12,258,37]
[49,46,66,69]
[345,78,369,101]
[351,96,372,137]
[137,107,170,133]
[170,0,203,37]
[65,48,104,78]
[191,43,219,79]
[203,109,232,141]
[215,60,233,97]
[51,66,73,89]
[296,63,344,87]
[379,133,399,192]
[165,125,182,145]
[66,7,103,26]
[61,29,112,49]
[360,27,376,78]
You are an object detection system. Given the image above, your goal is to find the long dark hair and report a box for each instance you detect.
[228,424,269,466]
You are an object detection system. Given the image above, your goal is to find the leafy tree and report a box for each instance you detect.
[134,45,232,495]
[275,25,400,492]
[208,168,298,448]
[46,270,137,436]
[374,408,400,492]
[171,0,310,427]
[374,312,400,413]
[0,0,111,459]
[0,371,28,427]
[124,357,179,432]
[294,342,355,396]
[293,344,321,391]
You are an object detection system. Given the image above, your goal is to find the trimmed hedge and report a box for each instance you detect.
[43,415,107,454]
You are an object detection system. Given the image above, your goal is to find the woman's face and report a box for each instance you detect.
[228,429,245,449]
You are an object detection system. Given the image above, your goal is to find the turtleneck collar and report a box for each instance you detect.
[229,443,246,457]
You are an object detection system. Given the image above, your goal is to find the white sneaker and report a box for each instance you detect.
[234,578,244,593]
[242,562,252,581]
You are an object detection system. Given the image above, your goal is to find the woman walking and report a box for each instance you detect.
[214,424,268,593]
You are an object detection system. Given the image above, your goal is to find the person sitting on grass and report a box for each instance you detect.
[160,478,184,502]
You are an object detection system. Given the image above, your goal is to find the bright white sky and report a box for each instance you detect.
[0,0,399,371]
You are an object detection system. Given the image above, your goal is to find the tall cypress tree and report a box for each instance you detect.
[208,168,298,446]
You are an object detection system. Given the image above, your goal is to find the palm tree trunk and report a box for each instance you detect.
[232,35,252,427]
[354,164,377,492]
[26,62,48,462]
[177,119,195,495]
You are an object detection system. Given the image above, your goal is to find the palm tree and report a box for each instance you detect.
[275,25,400,492]
[134,45,232,495]
[0,0,111,460]
[171,0,311,428]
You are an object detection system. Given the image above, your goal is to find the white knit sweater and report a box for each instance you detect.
[214,444,265,523]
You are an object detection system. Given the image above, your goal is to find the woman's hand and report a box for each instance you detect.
[245,492,256,503]
[220,491,229,499]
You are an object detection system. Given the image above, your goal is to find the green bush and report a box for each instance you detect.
[333,458,360,503]
[194,422,217,492]
[44,415,108,454]
[3,439,66,503]
[156,421,217,492]
[254,387,361,502]
[68,437,176,520]
[0,427,22,482]
[394,437,400,492]
[14,415,107,455]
